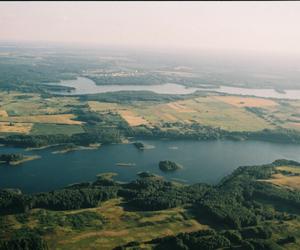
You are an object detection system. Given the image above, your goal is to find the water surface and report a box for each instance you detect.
[1,140,300,193]
[50,77,300,100]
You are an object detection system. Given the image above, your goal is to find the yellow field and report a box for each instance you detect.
[213,96,277,108]
[118,110,149,126]
[88,101,120,112]
[0,114,82,125]
[263,173,300,190]
[0,110,8,117]
[0,122,33,134]
[166,102,196,113]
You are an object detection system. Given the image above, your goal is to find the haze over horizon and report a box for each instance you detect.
[1,2,300,56]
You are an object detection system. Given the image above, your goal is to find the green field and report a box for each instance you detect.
[30,123,84,136]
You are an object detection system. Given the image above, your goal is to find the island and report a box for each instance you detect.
[159,160,182,172]
[116,162,136,167]
[133,142,145,150]
[52,143,101,154]
[0,153,40,165]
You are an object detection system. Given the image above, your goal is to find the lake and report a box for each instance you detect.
[50,77,300,100]
[1,139,300,193]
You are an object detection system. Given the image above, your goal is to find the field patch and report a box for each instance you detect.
[118,110,148,126]
[30,123,84,135]
[88,101,120,112]
[0,122,33,134]
[263,173,300,190]
[0,110,8,117]
[0,114,82,125]
[0,91,81,116]
[213,96,277,108]
[167,102,196,113]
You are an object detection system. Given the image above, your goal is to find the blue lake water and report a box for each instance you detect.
[1,139,300,193]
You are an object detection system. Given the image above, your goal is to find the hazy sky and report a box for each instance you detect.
[1,1,300,54]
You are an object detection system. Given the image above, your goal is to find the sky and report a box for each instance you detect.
[1,1,300,55]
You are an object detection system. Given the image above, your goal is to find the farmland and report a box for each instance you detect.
[88,96,274,131]
[1,90,300,144]
[0,91,85,136]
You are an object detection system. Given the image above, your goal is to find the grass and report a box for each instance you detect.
[4,198,207,250]
[53,199,205,250]
[30,123,84,136]
[259,165,300,190]
[263,173,300,190]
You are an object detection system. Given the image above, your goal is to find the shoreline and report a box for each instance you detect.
[8,155,41,166]
[52,143,101,154]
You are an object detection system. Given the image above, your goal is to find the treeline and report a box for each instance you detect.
[0,233,48,250]
[79,90,187,104]
[132,123,229,141]
[88,73,164,86]
[116,227,278,250]
[0,130,122,148]
[0,154,24,164]
[0,186,118,214]
[132,123,300,144]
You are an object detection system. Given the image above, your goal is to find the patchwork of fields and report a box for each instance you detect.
[0,91,84,135]
[1,90,300,136]
[89,96,275,131]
